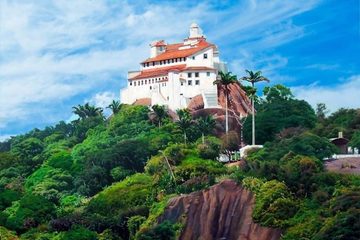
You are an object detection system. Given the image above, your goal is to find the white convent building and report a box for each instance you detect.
[120,23,227,110]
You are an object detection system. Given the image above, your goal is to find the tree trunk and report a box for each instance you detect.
[184,132,187,145]
[225,88,229,133]
[251,82,255,145]
[202,133,205,144]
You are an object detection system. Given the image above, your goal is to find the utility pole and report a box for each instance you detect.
[240,113,247,148]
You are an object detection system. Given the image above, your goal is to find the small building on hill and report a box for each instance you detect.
[330,132,349,154]
[120,23,227,111]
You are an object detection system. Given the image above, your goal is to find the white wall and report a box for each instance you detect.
[120,40,222,110]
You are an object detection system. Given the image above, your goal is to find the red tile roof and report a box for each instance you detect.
[153,40,166,47]
[133,98,151,106]
[142,39,214,63]
[185,66,215,71]
[129,64,186,80]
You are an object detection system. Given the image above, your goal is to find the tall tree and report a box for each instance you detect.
[72,103,103,119]
[107,100,122,115]
[197,115,216,144]
[152,104,167,128]
[176,109,192,145]
[240,70,269,145]
[316,103,328,122]
[213,71,238,133]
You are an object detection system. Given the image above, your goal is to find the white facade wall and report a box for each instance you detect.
[120,24,227,110]
[186,48,214,68]
[121,76,168,104]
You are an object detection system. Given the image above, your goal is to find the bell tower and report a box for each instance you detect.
[189,23,203,38]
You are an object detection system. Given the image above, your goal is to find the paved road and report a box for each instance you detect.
[325,157,360,175]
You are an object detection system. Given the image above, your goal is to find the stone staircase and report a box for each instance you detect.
[203,90,219,108]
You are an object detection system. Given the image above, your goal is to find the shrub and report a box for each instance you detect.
[54,226,98,240]
[128,215,146,238]
[253,180,297,227]
[196,136,221,160]
[98,229,122,240]
[241,177,264,194]
[0,226,18,240]
[315,209,360,240]
[0,189,21,211]
[136,220,175,240]
[5,194,55,232]
[46,151,72,171]
[111,166,133,182]
[145,155,166,176]
[163,144,185,165]
[175,156,227,184]
[221,131,240,152]
[280,155,323,195]
[87,174,153,216]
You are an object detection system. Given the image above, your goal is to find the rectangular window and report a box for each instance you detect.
[181,82,184,86]
[192,56,195,60]
[195,80,200,85]
[188,72,192,78]
[195,72,199,77]
[130,82,132,86]
[152,62,155,66]
[188,80,192,86]
[141,80,144,85]
[204,53,208,59]
[134,82,136,86]
[207,72,210,76]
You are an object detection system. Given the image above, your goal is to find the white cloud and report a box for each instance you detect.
[89,91,116,109]
[304,64,340,70]
[293,75,360,112]
[0,134,13,142]
[0,0,322,134]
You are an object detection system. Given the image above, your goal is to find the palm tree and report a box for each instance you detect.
[197,115,216,144]
[240,70,269,145]
[72,105,87,120]
[107,100,122,115]
[176,109,192,145]
[72,103,103,119]
[213,71,238,133]
[152,104,167,128]
[83,103,103,118]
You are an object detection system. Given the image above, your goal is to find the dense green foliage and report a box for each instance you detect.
[244,85,317,144]
[0,103,229,239]
[0,85,359,239]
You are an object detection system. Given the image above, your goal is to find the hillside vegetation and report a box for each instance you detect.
[0,85,359,239]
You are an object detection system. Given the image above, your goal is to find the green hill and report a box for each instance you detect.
[0,85,359,239]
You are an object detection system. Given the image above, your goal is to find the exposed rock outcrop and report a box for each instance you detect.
[217,83,252,117]
[158,180,281,240]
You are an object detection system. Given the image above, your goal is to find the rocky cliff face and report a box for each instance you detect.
[158,180,281,240]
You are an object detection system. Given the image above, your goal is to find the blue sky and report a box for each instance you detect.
[0,0,359,140]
